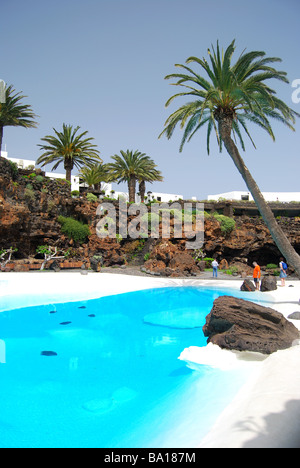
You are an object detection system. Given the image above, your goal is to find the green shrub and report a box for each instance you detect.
[24,188,35,201]
[224,266,239,275]
[203,257,214,268]
[8,161,18,178]
[58,216,91,244]
[86,193,98,202]
[213,214,236,235]
[35,175,44,183]
[71,190,80,197]
[266,263,278,269]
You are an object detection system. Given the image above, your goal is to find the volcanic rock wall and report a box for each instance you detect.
[1,156,300,271]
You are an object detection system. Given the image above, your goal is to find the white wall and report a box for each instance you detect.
[46,172,80,192]
[1,153,36,170]
[208,191,300,202]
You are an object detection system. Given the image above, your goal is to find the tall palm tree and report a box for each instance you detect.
[37,124,102,183]
[138,161,163,202]
[159,40,300,275]
[107,150,161,203]
[0,85,38,155]
[79,163,110,191]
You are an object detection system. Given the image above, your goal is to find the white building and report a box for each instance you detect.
[1,151,36,171]
[208,191,300,203]
[1,151,80,192]
[1,152,183,202]
[107,191,183,203]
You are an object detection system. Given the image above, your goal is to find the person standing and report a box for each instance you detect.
[253,262,261,291]
[279,257,288,287]
[212,259,219,278]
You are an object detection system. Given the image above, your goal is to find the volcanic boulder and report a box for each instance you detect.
[260,275,278,292]
[203,296,299,354]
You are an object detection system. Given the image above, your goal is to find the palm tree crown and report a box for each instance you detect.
[37,124,102,183]
[0,85,38,154]
[79,163,110,191]
[159,40,299,153]
[159,40,300,275]
[107,150,163,203]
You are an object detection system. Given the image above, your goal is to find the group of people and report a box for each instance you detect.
[252,257,288,289]
[211,257,288,289]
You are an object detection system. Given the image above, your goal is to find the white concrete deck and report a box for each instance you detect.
[0,272,299,448]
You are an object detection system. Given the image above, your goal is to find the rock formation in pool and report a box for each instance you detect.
[203,296,300,355]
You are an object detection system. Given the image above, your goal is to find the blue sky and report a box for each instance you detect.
[1,0,299,199]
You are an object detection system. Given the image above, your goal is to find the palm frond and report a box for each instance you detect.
[160,40,299,154]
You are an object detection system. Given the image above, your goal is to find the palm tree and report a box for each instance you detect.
[79,163,110,191]
[0,85,38,155]
[138,162,163,202]
[37,124,102,183]
[159,40,300,275]
[107,150,161,203]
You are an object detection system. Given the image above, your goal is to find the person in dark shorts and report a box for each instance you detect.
[253,262,261,291]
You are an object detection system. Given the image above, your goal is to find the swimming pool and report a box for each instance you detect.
[0,285,259,448]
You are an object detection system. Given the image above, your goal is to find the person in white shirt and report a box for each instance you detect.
[212,259,219,278]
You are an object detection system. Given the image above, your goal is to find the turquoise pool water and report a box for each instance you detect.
[0,286,257,448]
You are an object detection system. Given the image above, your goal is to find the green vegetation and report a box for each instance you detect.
[57,216,91,244]
[79,163,110,191]
[24,188,35,201]
[37,123,102,183]
[0,84,38,155]
[213,213,236,235]
[86,192,98,202]
[107,150,163,203]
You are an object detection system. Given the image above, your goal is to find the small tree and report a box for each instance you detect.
[0,248,18,269]
[36,245,65,271]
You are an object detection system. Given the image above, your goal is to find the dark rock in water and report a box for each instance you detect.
[41,351,57,357]
[88,314,96,317]
[79,306,86,309]
[203,295,299,355]
[288,312,300,320]
[60,321,72,325]
[240,279,256,292]
[260,275,277,292]
[49,311,57,314]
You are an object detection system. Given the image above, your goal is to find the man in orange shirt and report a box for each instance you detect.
[253,262,261,291]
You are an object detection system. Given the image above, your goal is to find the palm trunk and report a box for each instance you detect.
[0,126,3,156]
[64,159,73,184]
[219,117,300,276]
[139,180,146,203]
[128,175,136,203]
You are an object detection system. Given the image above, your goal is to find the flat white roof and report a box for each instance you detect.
[208,191,300,202]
